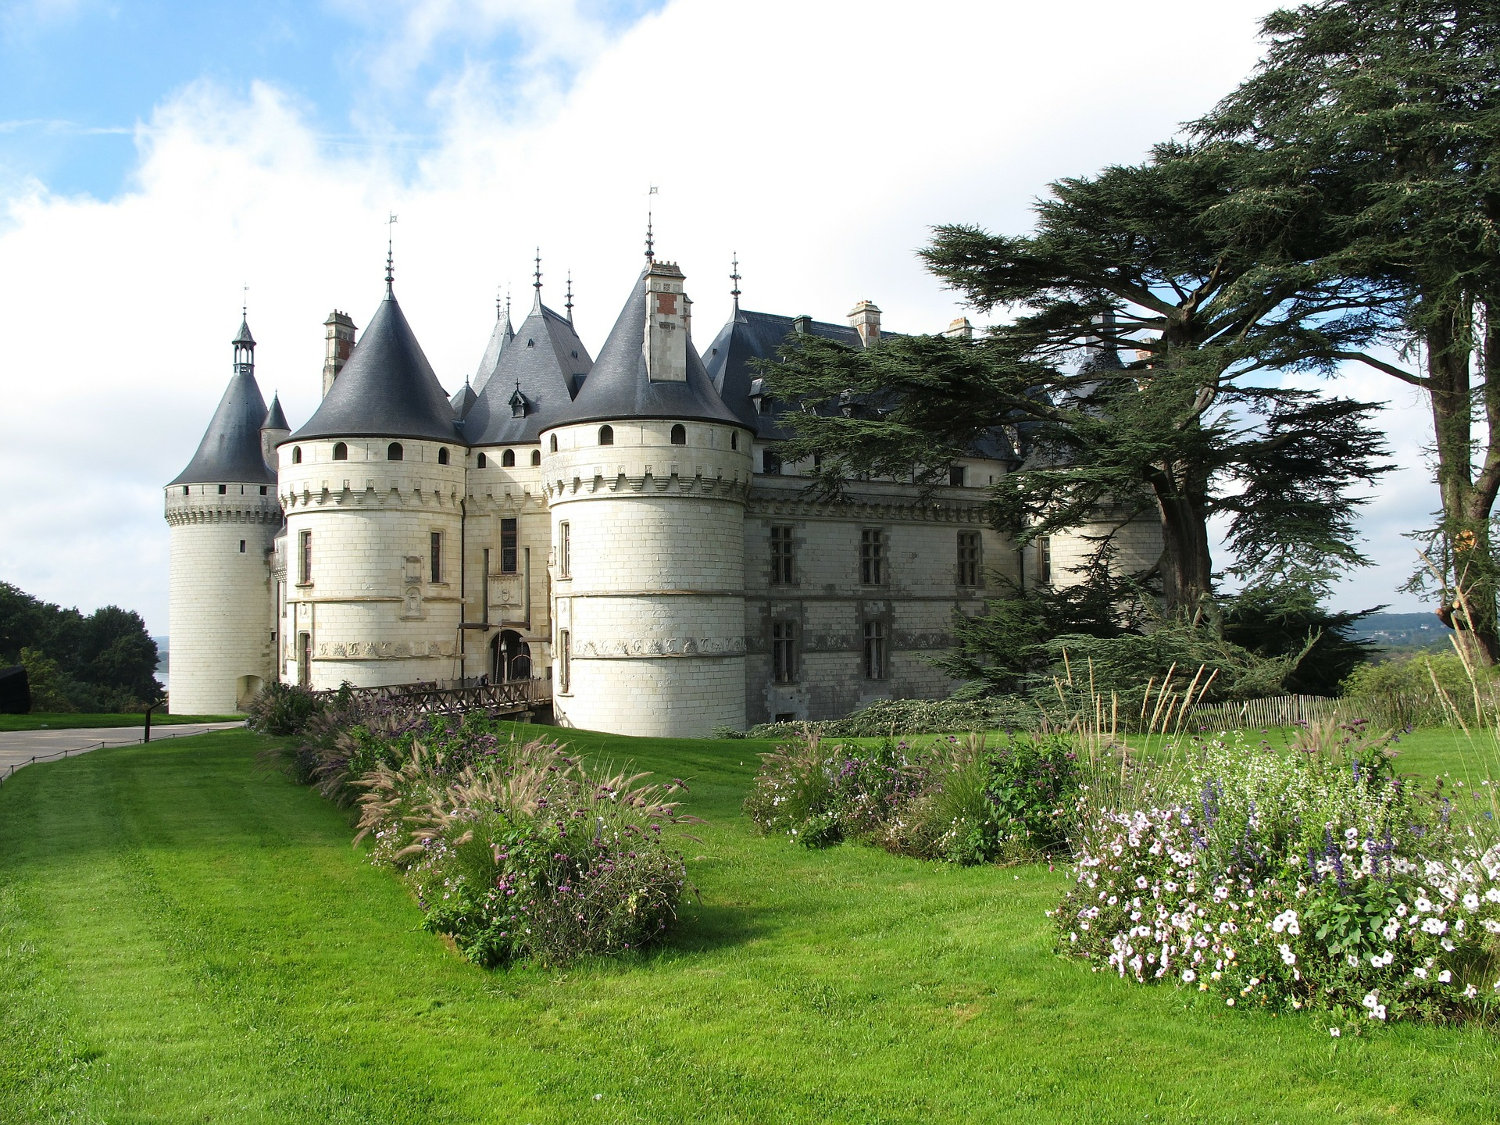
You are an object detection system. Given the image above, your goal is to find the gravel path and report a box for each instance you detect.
[0,721,247,782]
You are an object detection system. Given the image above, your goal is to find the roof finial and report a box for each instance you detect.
[385,212,398,293]
[505,285,512,325]
[242,282,249,319]
[730,253,741,313]
[495,284,503,319]
[565,270,574,323]
[533,248,542,291]
[646,184,657,261]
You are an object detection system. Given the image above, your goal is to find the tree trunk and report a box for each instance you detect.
[1151,464,1214,617]
[1426,304,1500,664]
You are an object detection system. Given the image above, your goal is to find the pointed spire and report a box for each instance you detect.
[504,286,515,340]
[645,211,654,262]
[565,271,574,323]
[730,252,741,314]
[385,212,398,294]
[532,248,543,309]
[232,302,255,374]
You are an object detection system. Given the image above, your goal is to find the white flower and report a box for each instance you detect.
[1226,997,1235,1007]
[1345,827,1359,841]
[1371,1004,1387,1021]
[1362,990,1380,1010]
[1438,970,1452,983]
[1413,967,1429,980]
[1463,892,1480,911]
[1382,921,1400,941]
[1329,1027,1340,1038]
[1465,984,1479,999]
[1182,969,1197,983]
[1279,944,1296,966]
[1415,897,1434,913]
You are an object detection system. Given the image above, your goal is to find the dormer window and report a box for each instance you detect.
[509,384,528,418]
[388,442,404,461]
[333,442,348,460]
[599,425,614,446]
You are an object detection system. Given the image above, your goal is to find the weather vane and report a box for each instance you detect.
[730,253,741,312]
[385,212,398,286]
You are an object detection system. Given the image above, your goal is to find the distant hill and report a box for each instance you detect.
[152,635,168,673]
[1347,612,1449,650]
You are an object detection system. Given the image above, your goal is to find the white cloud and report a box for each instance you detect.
[1,0,1439,635]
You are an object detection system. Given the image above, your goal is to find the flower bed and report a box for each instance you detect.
[1053,727,1500,1025]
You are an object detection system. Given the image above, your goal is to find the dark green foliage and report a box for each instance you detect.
[244,682,325,737]
[0,582,162,712]
[1221,575,1378,695]
[744,731,1079,864]
[1199,1,1500,660]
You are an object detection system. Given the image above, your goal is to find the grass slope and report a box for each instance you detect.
[1,726,1497,1124]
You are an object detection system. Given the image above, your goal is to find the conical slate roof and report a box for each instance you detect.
[553,268,742,429]
[471,307,514,395]
[450,380,477,419]
[465,296,592,445]
[289,286,461,443]
[169,364,275,486]
[262,394,288,431]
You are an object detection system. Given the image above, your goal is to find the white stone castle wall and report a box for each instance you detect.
[1043,507,1163,590]
[165,483,280,714]
[278,437,466,689]
[743,473,1015,724]
[542,419,752,737]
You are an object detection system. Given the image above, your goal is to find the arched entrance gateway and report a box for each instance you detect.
[489,630,532,682]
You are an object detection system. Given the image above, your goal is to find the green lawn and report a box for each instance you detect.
[0,712,242,731]
[2,726,1498,1124]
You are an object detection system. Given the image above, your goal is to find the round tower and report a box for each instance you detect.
[541,258,753,737]
[164,316,281,713]
[278,268,468,690]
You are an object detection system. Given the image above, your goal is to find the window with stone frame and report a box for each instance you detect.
[957,531,982,587]
[430,531,443,583]
[862,619,887,680]
[500,518,518,574]
[558,629,571,693]
[1036,536,1053,586]
[297,529,312,585]
[558,521,571,578]
[769,525,795,586]
[771,620,798,684]
[860,527,887,585]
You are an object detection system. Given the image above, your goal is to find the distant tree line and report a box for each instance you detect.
[0,581,163,713]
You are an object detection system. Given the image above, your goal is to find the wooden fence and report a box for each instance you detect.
[311,678,551,719]
[1190,690,1485,731]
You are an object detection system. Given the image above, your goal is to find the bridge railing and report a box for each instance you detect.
[310,677,551,718]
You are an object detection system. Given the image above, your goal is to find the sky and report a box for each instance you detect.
[0,0,1439,638]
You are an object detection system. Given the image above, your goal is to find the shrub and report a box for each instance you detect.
[245,682,325,736]
[353,729,698,968]
[744,731,1078,864]
[742,696,1049,740]
[1053,724,1500,1025]
[1341,651,1498,728]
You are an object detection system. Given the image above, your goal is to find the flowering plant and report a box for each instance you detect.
[1054,727,1500,1024]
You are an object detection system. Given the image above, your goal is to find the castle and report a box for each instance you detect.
[165,244,1160,737]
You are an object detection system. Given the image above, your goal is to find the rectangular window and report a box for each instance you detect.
[298,529,311,584]
[1036,536,1052,586]
[770,525,795,586]
[501,518,518,574]
[772,620,798,683]
[957,531,981,587]
[239,539,246,554]
[860,528,887,585]
[482,548,491,624]
[430,531,443,583]
[949,464,966,487]
[862,620,887,680]
[558,629,571,693]
[558,521,571,578]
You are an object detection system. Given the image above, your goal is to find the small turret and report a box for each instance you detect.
[848,299,881,346]
[322,310,356,397]
[260,394,289,467]
[645,260,689,383]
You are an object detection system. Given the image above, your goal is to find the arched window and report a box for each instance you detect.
[291,446,302,464]
[388,442,404,461]
[599,425,614,446]
[502,449,516,467]
[731,431,739,450]
[438,447,450,465]
[531,449,542,465]
[332,442,348,460]
[477,452,488,468]
[550,435,558,453]
[670,424,686,446]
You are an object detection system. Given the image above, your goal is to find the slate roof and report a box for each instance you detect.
[701,306,1018,464]
[288,286,462,444]
[262,394,288,431]
[552,269,743,429]
[450,380,477,420]
[471,306,514,395]
[464,295,592,445]
[169,359,276,486]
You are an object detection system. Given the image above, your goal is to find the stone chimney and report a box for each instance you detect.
[644,260,688,383]
[944,316,973,340]
[322,310,356,397]
[848,300,881,346]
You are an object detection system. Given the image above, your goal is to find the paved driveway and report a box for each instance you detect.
[0,721,247,781]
